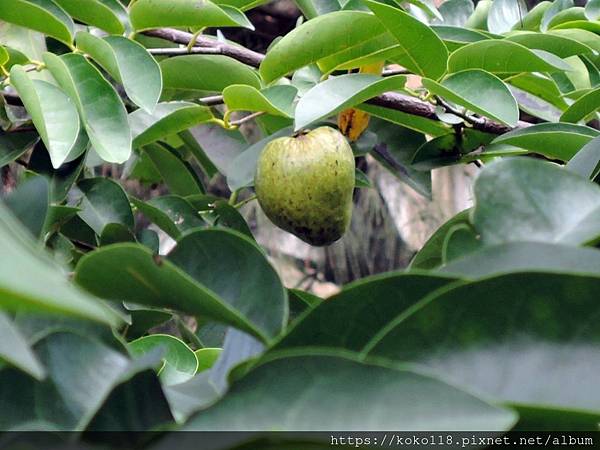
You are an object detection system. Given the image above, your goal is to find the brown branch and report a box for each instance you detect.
[143,28,265,67]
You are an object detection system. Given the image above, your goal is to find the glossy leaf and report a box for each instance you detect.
[472,158,600,245]
[366,1,448,79]
[10,65,80,168]
[53,0,127,34]
[76,177,134,235]
[44,52,131,164]
[76,32,162,113]
[142,144,204,196]
[259,11,387,83]
[365,272,600,417]
[130,102,214,148]
[183,354,517,431]
[0,312,45,380]
[223,85,297,118]
[75,229,287,341]
[506,31,593,58]
[566,134,600,179]
[0,0,74,45]
[560,87,600,123]
[131,195,204,239]
[295,74,406,130]
[129,334,198,386]
[487,0,526,33]
[358,104,451,137]
[423,70,518,126]
[585,0,600,20]
[541,0,573,31]
[491,122,598,160]
[161,55,261,94]
[0,202,120,326]
[130,0,253,31]
[448,40,573,73]
[273,273,456,352]
[437,0,473,27]
[195,348,222,373]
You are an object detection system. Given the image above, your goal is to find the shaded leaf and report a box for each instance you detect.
[142,144,204,196]
[0,312,45,380]
[223,85,297,118]
[53,0,127,34]
[77,177,134,235]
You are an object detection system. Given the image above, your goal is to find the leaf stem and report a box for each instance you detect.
[228,188,241,205]
[234,194,257,209]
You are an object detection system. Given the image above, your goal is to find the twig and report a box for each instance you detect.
[148,47,220,55]
[199,94,224,106]
[229,111,265,127]
[382,68,411,77]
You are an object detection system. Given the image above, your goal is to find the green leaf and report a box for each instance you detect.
[437,0,473,27]
[0,131,40,167]
[130,0,253,31]
[273,273,456,352]
[99,223,136,246]
[586,0,600,20]
[223,85,297,118]
[506,31,593,58]
[294,74,406,130]
[472,157,600,245]
[440,241,600,278]
[43,52,131,164]
[517,1,550,31]
[560,87,600,123]
[130,102,214,148]
[76,32,162,113]
[541,0,573,31]
[183,125,246,177]
[213,0,269,11]
[76,177,134,235]
[226,126,293,191]
[0,45,8,66]
[0,312,45,380]
[487,0,526,33]
[423,69,518,126]
[0,202,120,326]
[358,104,451,137]
[441,223,481,264]
[10,65,80,168]
[4,176,49,240]
[365,1,448,79]
[465,0,492,29]
[53,0,127,34]
[547,6,586,29]
[132,195,204,239]
[183,353,516,431]
[129,334,198,386]
[161,55,261,94]
[259,11,386,83]
[566,134,600,179]
[448,40,573,73]
[507,72,568,110]
[295,0,340,18]
[195,348,222,373]
[365,272,600,417]
[142,144,204,196]
[0,0,74,45]
[210,200,254,238]
[75,229,287,341]
[432,25,490,50]
[409,209,471,270]
[491,122,598,160]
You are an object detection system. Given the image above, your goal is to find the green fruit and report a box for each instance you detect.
[254,126,355,246]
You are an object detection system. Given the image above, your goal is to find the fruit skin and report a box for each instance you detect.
[254,126,355,246]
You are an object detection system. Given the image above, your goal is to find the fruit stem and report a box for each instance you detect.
[228,188,241,205]
[234,194,257,209]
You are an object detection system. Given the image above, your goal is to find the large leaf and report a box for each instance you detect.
[365,1,448,79]
[358,103,451,137]
[182,354,517,431]
[560,87,600,123]
[130,0,253,31]
[223,85,297,118]
[0,202,119,326]
[440,241,600,278]
[491,122,598,160]
[142,144,204,196]
[43,52,131,164]
[487,0,527,33]
[364,272,600,420]
[129,334,198,386]
[0,312,45,380]
[423,69,518,126]
[272,273,456,352]
[75,229,287,341]
[506,31,594,58]
[131,195,204,239]
[161,55,261,94]
[448,40,573,73]
[0,131,39,167]
[259,11,387,83]
[472,158,600,245]
[76,32,161,113]
[10,65,80,168]
[53,0,127,34]
[130,102,214,148]
[0,0,74,45]
[294,74,406,130]
[566,134,600,179]
[4,176,49,240]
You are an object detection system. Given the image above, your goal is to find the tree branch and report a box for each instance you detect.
[130,29,535,134]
